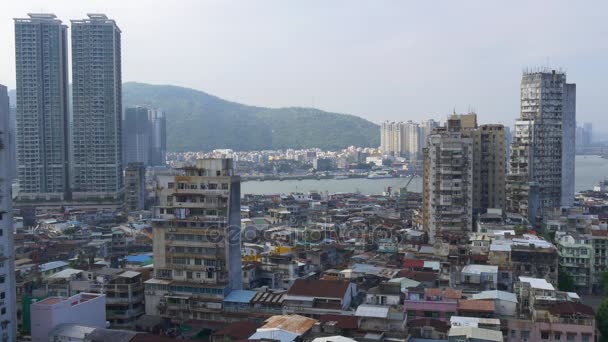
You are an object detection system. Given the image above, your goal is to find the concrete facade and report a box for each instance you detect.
[71,14,123,203]
[14,14,70,202]
[561,84,576,207]
[423,119,474,243]
[507,70,576,220]
[30,293,106,342]
[145,158,242,322]
[124,162,146,213]
[0,85,17,342]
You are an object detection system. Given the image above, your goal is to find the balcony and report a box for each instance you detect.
[105,294,144,304]
[107,307,144,319]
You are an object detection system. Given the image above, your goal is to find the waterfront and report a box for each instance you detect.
[242,155,608,195]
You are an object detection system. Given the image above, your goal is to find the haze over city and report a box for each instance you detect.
[1,0,608,133]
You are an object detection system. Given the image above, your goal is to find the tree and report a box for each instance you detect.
[600,271,608,296]
[597,298,608,342]
[558,268,576,292]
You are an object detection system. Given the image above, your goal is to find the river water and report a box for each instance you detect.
[241,155,608,196]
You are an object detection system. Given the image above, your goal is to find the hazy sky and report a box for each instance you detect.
[2,0,607,130]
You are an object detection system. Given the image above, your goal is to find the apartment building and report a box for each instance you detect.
[423,120,474,243]
[124,162,146,213]
[13,14,70,202]
[557,232,594,294]
[507,70,576,221]
[145,158,242,322]
[0,85,16,342]
[71,14,123,204]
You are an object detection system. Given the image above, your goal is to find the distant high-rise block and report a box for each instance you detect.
[507,70,575,221]
[0,85,17,342]
[380,120,427,161]
[583,122,593,146]
[123,107,151,166]
[71,14,123,203]
[123,106,167,167]
[420,119,439,149]
[148,108,167,166]
[14,13,70,202]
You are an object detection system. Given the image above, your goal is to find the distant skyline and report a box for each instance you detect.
[1,0,607,132]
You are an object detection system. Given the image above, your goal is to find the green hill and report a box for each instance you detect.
[9,83,380,151]
[122,82,380,152]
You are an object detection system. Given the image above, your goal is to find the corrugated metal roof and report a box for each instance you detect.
[472,290,517,303]
[224,290,257,303]
[355,304,389,318]
[519,276,555,290]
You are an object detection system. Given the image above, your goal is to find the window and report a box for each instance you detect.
[0,292,4,299]
[566,333,576,342]
[0,308,5,315]
[554,332,561,341]
[407,310,416,317]
[520,330,530,340]
[582,334,591,342]
[423,311,438,318]
[541,331,549,340]
[510,330,516,338]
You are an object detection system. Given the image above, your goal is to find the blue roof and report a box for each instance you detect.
[224,290,257,303]
[125,254,153,263]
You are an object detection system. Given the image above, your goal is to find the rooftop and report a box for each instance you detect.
[224,290,257,303]
[286,279,350,299]
[448,326,502,342]
[519,276,555,291]
[355,304,390,318]
[472,290,517,303]
[461,264,498,274]
[458,299,495,312]
[258,314,317,335]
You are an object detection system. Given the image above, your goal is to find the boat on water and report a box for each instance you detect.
[334,175,349,180]
[367,171,393,179]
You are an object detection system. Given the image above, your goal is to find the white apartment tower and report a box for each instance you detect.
[145,159,242,322]
[0,85,16,342]
[380,120,424,160]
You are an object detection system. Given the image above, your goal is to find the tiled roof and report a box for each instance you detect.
[425,288,462,300]
[212,321,259,340]
[318,314,358,329]
[458,299,495,312]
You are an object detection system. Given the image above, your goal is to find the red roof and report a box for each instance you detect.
[458,299,495,312]
[287,279,351,299]
[549,302,595,316]
[318,314,358,329]
[397,270,438,283]
[212,321,259,340]
[592,230,608,237]
[403,259,425,268]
